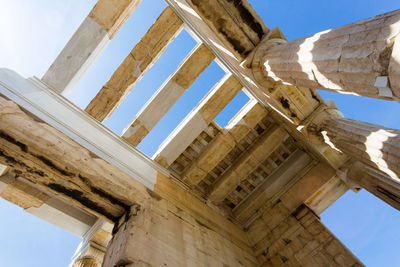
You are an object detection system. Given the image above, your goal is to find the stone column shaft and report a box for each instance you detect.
[73,243,105,267]
[321,117,400,179]
[253,10,400,100]
[347,162,400,211]
[73,257,99,267]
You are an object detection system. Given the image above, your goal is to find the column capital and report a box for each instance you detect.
[298,101,343,145]
[251,27,287,91]
[70,219,113,267]
[72,243,105,267]
[336,161,363,192]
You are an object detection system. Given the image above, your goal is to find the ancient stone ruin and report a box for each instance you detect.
[0,1,399,266]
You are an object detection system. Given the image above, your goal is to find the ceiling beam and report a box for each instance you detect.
[233,150,313,224]
[182,100,267,186]
[122,43,215,146]
[208,125,289,202]
[0,69,251,248]
[0,69,163,191]
[164,0,348,172]
[0,92,148,221]
[42,0,142,94]
[85,7,183,121]
[214,0,268,46]
[165,0,289,118]
[0,172,99,237]
[0,95,251,249]
[153,74,242,167]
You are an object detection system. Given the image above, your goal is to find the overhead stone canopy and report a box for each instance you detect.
[0,1,399,266]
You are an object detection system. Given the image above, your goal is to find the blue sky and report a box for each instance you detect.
[0,0,399,266]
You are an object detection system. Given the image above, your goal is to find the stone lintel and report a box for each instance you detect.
[208,126,289,202]
[122,43,215,146]
[85,7,183,122]
[153,74,243,167]
[42,0,142,94]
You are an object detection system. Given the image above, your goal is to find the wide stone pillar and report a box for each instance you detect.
[252,10,400,100]
[320,117,399,179]
[346,162,400,211]
[102,200,258,267]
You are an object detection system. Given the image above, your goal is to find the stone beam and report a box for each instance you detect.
[233,150,313,224]
[214,0,268,46]
[305,176,349,215]
[42,0,142,94]
[347,161,400,211]
[0,95,148,221]
[164,0,342,174]
[0,71,253,250]
[1,69,161,189]
[320,117,400,179]
[182,100,268,186]
[153,74,243,167]
[0,68,168,221]
[165,0,319,123]
[208,125,289,202]
[182,0,268,59]
[122,43,215,146]
[252,10,400,100]
[85,7,183,121]
[0,171,102,237]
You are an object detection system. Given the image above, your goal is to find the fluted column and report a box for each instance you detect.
[252,10,400,100]
[72,242,105,267]
[346,162,400,211]
[73,258,99,267]
[320,117,400,179]
[70,219,112,267]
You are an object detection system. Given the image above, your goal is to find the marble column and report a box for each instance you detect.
[73,257,99,267]
[252,10,400,100]
[346,162,400,211]
[71,219,112,267]
[72,242,105,267]
[320,117,399,179]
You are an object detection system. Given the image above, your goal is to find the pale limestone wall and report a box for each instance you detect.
[244,162,361,266]
[103,198,258,267]
[250,204,363,267]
